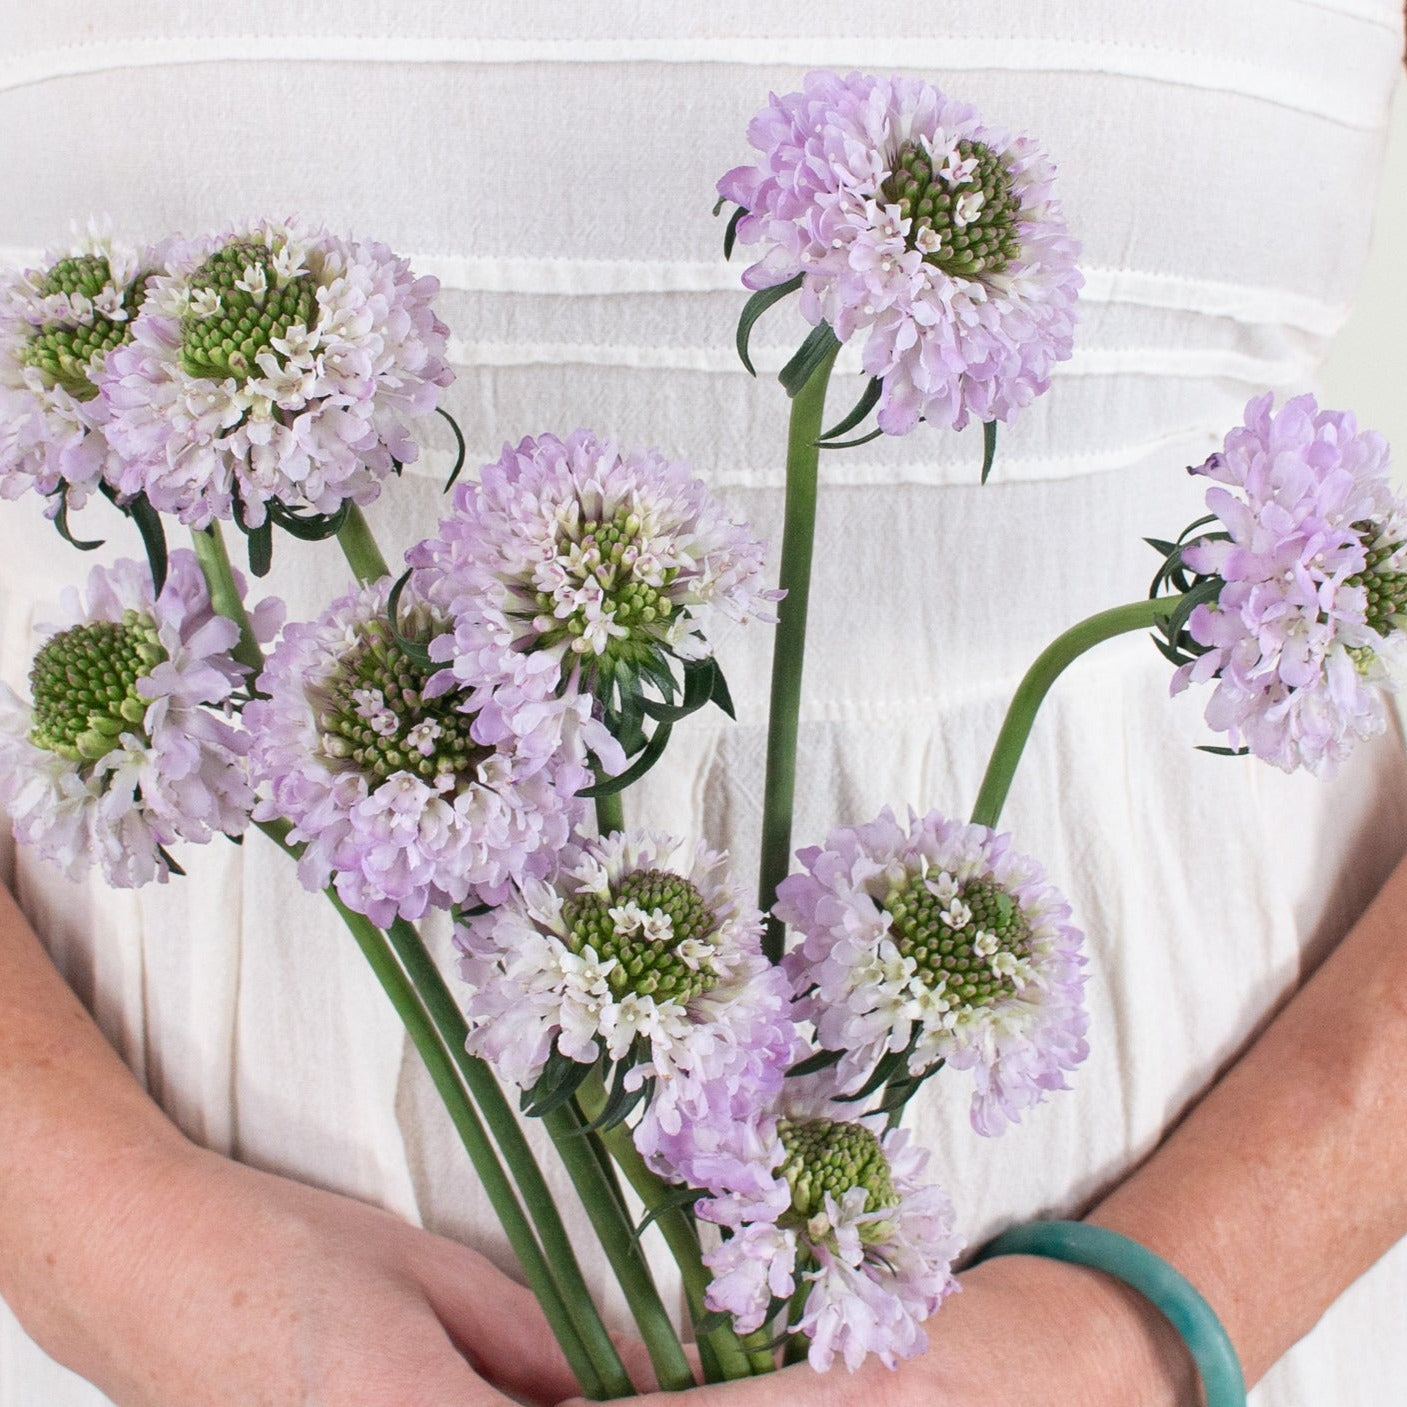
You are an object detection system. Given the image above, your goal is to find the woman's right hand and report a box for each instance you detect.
[16,1140,594,1407]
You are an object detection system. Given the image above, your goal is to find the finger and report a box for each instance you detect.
[409,1234,592,1405]
[559,1358,856,1407]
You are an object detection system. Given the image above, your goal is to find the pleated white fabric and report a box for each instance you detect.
[2,1,1405,1401]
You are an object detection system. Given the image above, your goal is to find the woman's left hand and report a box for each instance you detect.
[562,1253,1195,1407]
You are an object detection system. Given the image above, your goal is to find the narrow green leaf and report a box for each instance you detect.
[817,377,882,443]
[266,498,351,541]
[1195,744,1251,757]
[735,275,803,377]
[156,843,186,877]
[49,487,104,552]
[437,406,469,493]
[778,322,842,399]
[980,419,998,484]
[630,1185,703,1246]
[638,658,715,724]
[723,205,745,262]
[817,426,885,451]
[708,659,736,720]
[836,1048,905,1103]
[125,492,169,596]
[386,568,436,670]
[577,721,673,798]
[787,1047,844,1079]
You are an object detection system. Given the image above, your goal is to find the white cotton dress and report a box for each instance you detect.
[2,2,1405,1402]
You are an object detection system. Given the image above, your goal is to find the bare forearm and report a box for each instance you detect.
[0,882,191,1361]
[1091,850,1407,1387]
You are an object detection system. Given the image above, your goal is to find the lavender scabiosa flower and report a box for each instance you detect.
[719,71,1081,434]
[0,551,266,886]
[0,232,154,511]
[409,429,779,698]
[775,807,1088,1137]
[1166,393,1407,775]
[102,218,451,528]
[690,1074,962,1372]
[455,831,796,1155]
[245,575,594,926]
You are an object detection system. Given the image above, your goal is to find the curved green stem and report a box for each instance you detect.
[542,1102,696,1392]
[594,791,625,837]
[249,822,608,1398]
[758,348,839,962]
[190,523,264,677]
[970,596,1182,830]
[337,503,391,585]
[384,919,633,1398]
[577,1074,771,1379]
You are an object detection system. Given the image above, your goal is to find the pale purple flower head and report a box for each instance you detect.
[690,1074,963,1373]
[455,831,796,1154]
[245,575,593,926]
[0,550,269,886]
[719,71,1081,434]
[775,807,1088,1137]
[103,218,451,528]
[409,429,779,698]
[0,230,155,512]
[1170,393,1407,775]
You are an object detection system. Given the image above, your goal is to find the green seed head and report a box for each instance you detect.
[20,255,146,401]
[879,138,1022,279]
[776,1118,896,1237]
[28,612,165,761]
[180,242,317,382]
[886,871,1030,1010]
[561,868,720,1001]
[312,618,489,786]
[532,511,678,677]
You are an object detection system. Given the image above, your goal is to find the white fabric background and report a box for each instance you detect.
[1,2,1406,1402]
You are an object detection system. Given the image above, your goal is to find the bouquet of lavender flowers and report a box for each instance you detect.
[2,72,1401,1398]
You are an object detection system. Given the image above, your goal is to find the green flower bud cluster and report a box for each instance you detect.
[534,511,679,678]
[777,1117,897,1234]
[28,612,165,761]
[22,255,145,401]
[886,873,1030,1009]
[181,242,317,382]
[562,867,720,1001]
[1350,528,1407,640]
[880,138,1022,279]
[316,620,488,787]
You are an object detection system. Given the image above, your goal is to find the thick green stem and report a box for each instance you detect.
[758,349,839,962]
[542,1102,696,1392]
[594,791,625,837]
[578,1074,771,1379]
[337,503,391,585]
[384,920,634,1398]
[190,523,264,676]
[251,822,612,1400]
[970,596,1182,830]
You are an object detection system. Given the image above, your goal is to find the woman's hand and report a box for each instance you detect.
[563,1254,1194,1407]
[23,1140,592,1407]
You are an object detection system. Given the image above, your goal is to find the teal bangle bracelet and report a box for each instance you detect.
[971,1220,1246,1407]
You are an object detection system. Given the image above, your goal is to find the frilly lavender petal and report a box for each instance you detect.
[0,550,257,886]
[719,71,1081,433]
[1171,392,1407,775]
[690,1074,962,1372]
[775,806,1088,1136]
[455,831,795,1143]
[102,217,451,528]
[0,228,158,511]
[245,575,592,926]
[409,428,780,698]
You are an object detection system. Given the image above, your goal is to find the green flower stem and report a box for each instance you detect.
[383,919,634,1399]
[541,1101,696,1393]
[190,523,264,676]
[969,595,1183,830]
[337,503,391,585]
[594,791,625,836]
[576,1073,772,1380]
[251,822,616,1400]
[758,346,840,963]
